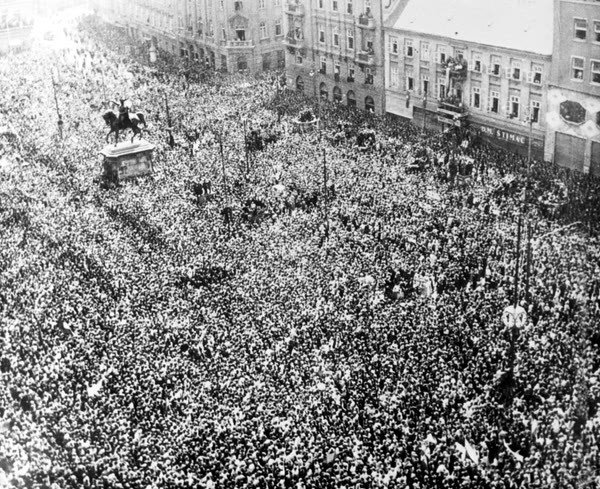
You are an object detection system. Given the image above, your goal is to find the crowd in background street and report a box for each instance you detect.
[1,12,600,489]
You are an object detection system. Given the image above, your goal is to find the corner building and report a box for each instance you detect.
[284,0,401,114]
[92,0,285,73]
[545,0,600,174]
[384,0,553,160]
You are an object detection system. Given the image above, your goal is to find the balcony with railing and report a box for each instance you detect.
[356,14,375,29]
[437,96,468,116]
[355,50,375,66]
[284,34,304,49]
[285,2,305,16]
[220,39,254,48]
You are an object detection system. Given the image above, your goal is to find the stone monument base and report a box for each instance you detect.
[99,139,155,183]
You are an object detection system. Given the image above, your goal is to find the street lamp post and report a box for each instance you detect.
[99,65,107,106]
[524,221,533,302]
[500,208,527,404]
[323,147,329,239]
[219,123,227,193]
[423,92,428,131]
[51,71,63,140]
[243,118,250,174]
[164,92,174,148]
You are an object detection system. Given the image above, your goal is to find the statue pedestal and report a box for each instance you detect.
[99,139,155,183]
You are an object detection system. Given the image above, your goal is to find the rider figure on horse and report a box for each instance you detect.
[112,98,130,126]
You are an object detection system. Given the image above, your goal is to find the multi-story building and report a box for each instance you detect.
[93,0,285,73]
[384,0,553,160]
[0,1,36,53]
[545,0,600,174]
[283,0,402,114]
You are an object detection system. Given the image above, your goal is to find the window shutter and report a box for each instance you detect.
[467,60,473,71]
[526,71,533,84]
[505,100,511,117]
[481,63,487,74]
[504,67,510,79]
[487,94,491,112]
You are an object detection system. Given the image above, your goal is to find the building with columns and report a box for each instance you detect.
[283,0,405,114]
[384,0,553,160]
[92,0,285,73]
[544,0,600,174]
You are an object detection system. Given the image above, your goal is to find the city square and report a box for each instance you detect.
[0,1,600,488]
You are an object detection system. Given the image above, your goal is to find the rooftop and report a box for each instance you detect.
[388,0,553,56]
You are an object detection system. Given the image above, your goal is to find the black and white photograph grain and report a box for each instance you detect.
[1,0,599,488]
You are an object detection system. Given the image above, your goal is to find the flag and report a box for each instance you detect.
[425,434,437,445]
[503,441,524,462]
[87,377,104,397]
[455,442,466,461]
[464,439,479,464]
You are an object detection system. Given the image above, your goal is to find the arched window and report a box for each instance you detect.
[333,86,342,102]
[319,82,328,100]
[365,96,375,112]
[347,90,356,107]
[296,76,304,91]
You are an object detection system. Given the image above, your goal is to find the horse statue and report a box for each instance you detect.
[102,99,147,144]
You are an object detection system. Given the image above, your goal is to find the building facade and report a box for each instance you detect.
[545,0,600,174]
[0,1,36,53]
[384,0,553,160]
[93,0,285,73]
[284,0,401,114]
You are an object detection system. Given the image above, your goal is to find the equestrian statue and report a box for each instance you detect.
[102,98,147,144]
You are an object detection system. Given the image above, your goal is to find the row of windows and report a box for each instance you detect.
[318,25,373,52]
[573,18,600,42]
[570,57,600,85]
[0,13,35,29]
[390,69,541,121]
[316,0,368,15]
[196,19,282,40]
[389,38,546,85]
[295,57,374,84]
[223,0,281,9]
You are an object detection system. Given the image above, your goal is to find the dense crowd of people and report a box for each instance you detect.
[1,11,600,489]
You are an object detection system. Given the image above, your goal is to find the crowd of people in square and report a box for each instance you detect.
[1,11,600,489]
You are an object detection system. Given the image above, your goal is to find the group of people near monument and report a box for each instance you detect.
[0,13,599,489]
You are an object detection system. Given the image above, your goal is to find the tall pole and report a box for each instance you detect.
[276,74,281,123]
[100,65,107,105]
[514,213,522,309]
[243,118,249,174]
[524,221,532,303]
[527,107,533,177]
[51,71,63,140]
[164,92,174,148]
[422,93,427,131]
[323,147,328,238]
[219,124,226,194]
[508,212,522,382]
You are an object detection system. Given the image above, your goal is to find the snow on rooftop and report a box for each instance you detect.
[391,0,553,56]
